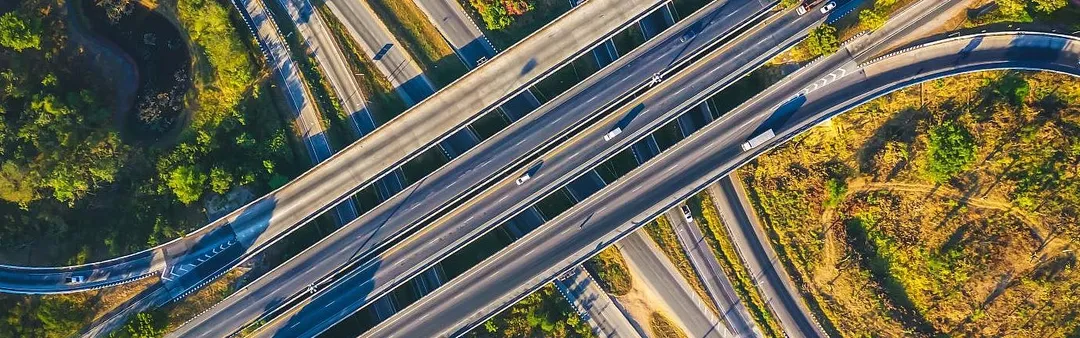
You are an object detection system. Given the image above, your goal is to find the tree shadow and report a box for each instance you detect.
[844,217,939,336]
[856,107,926,179]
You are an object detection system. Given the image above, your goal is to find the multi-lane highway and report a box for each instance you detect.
[170,1,777,335]
[365,29,1080,337]
[0,0,669,295]
[237,1,831,335]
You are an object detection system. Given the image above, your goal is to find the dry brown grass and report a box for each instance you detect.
[739,71,1080,336]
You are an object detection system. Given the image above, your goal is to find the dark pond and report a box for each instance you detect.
[81,0,191,139]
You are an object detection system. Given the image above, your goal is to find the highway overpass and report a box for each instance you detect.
[232,0,856,335]
[364,30,1080,337]
[168,0,780,336]
[0,0,672,295]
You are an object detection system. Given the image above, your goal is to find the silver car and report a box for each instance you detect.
[681,205,694,223]
[820,1,836,14]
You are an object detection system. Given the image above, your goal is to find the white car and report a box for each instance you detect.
[820,1,836,14]
[604,127,623,141]
[516,173,531,185]
[681,205,694,223]
[64,276,86,285]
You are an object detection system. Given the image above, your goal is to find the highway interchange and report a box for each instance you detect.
[364,29,1080,337]
[171,0,780,335]
[3,0,1078,336]
[0,0,671,296]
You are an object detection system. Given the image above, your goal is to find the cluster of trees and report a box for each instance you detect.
[0,0,302,264]
[0,0,304,333]
[0,6,126,208]
[925,121,976,183]
[989,0,1071,23]
[803,24,839,58]
[469,0,535,30]
[468,284,594,338]
[0,12,41,52]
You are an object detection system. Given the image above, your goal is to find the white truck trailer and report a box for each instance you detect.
[741,129,775,151]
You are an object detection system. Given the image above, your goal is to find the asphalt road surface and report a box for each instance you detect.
[169,1,768,336]
[363,28,1080,338]
[554,266,644,338]
[619,232,729,338]
[249,2,838,336]
[0,0,668,295]
[708,177,825,337]
[666,205,760,336]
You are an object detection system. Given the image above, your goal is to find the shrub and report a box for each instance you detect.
[470,0,534,30]
[925,121,976,184]
[805,25,839,57]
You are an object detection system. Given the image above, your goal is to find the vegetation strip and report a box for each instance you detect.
[584,246,633,296]
[643,216,721,316]
[261,0,350,148]
[315,5,409,126]
[689,191,784,337]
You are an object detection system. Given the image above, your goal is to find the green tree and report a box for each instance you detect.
[926,121,977,183]
[824,178,848,207]
[805,25,840,57]
[995,0,1033,22]
[0,12,41,51]
[1031,0,1067,14]
[209,166,233,194]
[167,165,207,204]
[859,9,887,31]
[112,312,165,338]
[994,72,1030,105]
[0,161,38,207]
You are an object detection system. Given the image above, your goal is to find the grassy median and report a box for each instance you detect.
[457,0,571,50]
[650,312,689,338]
[585,246,633,296]
[263,0,350,148]
[689,191,784,338]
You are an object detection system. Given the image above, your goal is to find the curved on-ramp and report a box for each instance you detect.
[363,30,1080,337]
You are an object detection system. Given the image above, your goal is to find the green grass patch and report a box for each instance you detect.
[643,215,720,315]
[653,120,685,151]
[611,24,647,56]
[584,246,633,295]
[534,189,577,220]
[468,284,595,338]
[364,0,468,87]
[471,110,512,140]
[596,149,640,183]
[400,146,450,183]
[689,191,785,338]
